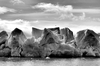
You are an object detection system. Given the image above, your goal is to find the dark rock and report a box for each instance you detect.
[0,31,8,45]
[32,27,43,39]
[0,48,11,57]
[40,43,60,58]
[0,44,5,50]
[49,44,81,58]
[39,28,80,58]
[6,28,27,56]
[11,47,22,57]
[41,43,81,58]
[75,29,100,57]
[21,38,42,57]
[60,28,74,43]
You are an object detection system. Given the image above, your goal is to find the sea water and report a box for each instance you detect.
[0,58,100,66]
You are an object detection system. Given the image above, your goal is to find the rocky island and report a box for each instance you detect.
[0,27,100,58]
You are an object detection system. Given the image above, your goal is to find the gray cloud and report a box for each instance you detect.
[32,3,100,20]
[0,0,100,35]
[10,0,25,4]
[0,7,16,14]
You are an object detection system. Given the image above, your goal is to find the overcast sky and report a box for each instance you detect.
[0,0,100,36]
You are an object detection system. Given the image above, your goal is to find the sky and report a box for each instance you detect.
[0,0,100,37]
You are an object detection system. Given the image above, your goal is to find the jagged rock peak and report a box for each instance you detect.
[7,28,27,46]
[11,28,23,35]
[76,29,99,46]
[75,29,100,57]
[0,31,8,36]
[60,27,74,43]
[47,27,60,34]
[32,27,43,39]
[0,31,8,45]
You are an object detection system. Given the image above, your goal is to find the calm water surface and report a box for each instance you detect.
[0,58,100,66]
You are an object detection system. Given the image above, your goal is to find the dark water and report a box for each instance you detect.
[0,58,100,66]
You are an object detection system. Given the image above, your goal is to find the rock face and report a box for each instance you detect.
[60,28,74,43]
[32,27,43,39]
[0,31,8,45]
[0,31,11,57]
[75,29,100,57]
[6,28,27,56]
[39,28,81,58]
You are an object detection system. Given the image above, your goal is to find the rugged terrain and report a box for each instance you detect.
[0,27,100,58]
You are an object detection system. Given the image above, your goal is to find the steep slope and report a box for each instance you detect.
[60,28,74,43]
[0,31,8,45]
[32,27,43,39]
[6,28,27,56]
[0,31,10,57]
[75,29,100,57]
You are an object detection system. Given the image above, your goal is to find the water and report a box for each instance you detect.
[0,58,100,66]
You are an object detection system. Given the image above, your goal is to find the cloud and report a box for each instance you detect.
[0,18,100,37]
[10,0,25,5]
[32,3,74,19]
[0,7,16,14]
[32,3,100,20]
[33,3,73,13]
[0,19,40,37]
[72,12,86,21]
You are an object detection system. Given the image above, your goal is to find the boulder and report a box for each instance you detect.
[75,29,100,57]
[21,38,42,57]
[49,44,81,58]
[40,43,60,58]
[60,28,74,43]
[0,48,11,57]
[6,28,27,57]
[32,27,43,39]
[0,31,8,45]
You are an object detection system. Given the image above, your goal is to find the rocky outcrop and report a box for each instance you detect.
[39,28,81,58]
[32,27,43,39]
[6,28,27,57]
[0,27,100,58]
[60,28,74,43]
[75,29,100,57]
[0,31,8,45]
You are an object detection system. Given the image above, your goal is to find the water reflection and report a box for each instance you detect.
[0,58,100,66]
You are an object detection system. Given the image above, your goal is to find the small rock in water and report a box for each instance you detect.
[46,57,50,59]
